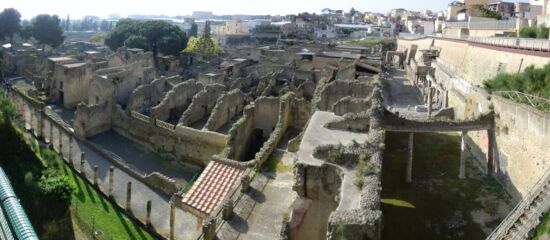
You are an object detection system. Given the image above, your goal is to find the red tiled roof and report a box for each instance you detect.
[182,161,245,215]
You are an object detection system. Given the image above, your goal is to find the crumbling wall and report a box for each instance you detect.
[224,106,255,161]
[333,96,372,116]
[73,103,111,138]
[151,80,203,122]
[112,106,227,166]
[253,96,280,138]
[204,89,248,132]
[316,80,375,111]
[127,75,181,113]
[179,84,226,126]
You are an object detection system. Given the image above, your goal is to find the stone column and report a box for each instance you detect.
[459,131,467,179]
[146,200,152,226]
[80,153,85,174]
[109,167,114,197]
[68,137,74,164]
[406,132,414,183]
[126,181,132,212]
[487,129,495,176]
[202,217,217,240]
[93,165,99,185]
[222,199,234,220]
[170,200,176,240]
[39,111,45,139]
[47,121,53,144]
[427,83,433,118]
[58,130,63,156]
[29,106,35,133]
[241,175,251,193]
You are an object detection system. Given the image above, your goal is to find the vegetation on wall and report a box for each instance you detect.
[484,63,550,112]
[471,5,502,20]
[343,38,397,52]
[518,24,549,39]
[105,19,188,57]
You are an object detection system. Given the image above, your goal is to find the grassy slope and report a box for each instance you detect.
[535,213,550,240]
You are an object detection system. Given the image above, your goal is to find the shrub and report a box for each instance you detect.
[37,168,76,204]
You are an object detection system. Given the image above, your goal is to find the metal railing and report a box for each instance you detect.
[495,91,550,112]
[486,169,550,240]
[444,19,517,30]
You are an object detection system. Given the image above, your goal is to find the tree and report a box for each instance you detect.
[30,14,65,53]
[0,8,22,44]
[204,20,211,36]
[105,19,188,57]
[189,23,198,37]
[182,36,223,60]
[124,35,149,50]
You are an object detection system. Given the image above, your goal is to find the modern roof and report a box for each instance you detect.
[318,51,362,60]
[48,56,75,62]
[182,161,245,215]
[63,62,87,69]
[336,45,369,51]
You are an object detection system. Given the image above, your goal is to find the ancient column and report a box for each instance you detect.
[487,129,495,176]
[126,181,132,212]
[93,165,99,185]
[459,131,467,179]
[202,217,217,240]
[170,200,176,240]
[39,110,45,139]
[406,132,414,183]
[109,166,114,198]
[241,175,251,193]
[427,84,433,118]
[58,130,63,157]
[146,200,152,226]
[68,137,74,164]
[80,153,86,174]
[48,121,53,144]
[29,106,35,133]
[222,199,234,220]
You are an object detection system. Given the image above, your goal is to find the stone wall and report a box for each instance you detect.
[253,97,280,138]
[316,80,375,111]
[112,105,227,166]
[73,102,111,139]
[333,96,372,116]
[150,80,203,122]
[224,106,255,161]
[204,89,248,132]
[397,36,550,200]
[180,84,226,126]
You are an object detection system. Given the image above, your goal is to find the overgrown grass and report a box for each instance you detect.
[534,212,550,240]
[264,152,292,177]
[341,39,397,52]
[484,63,550,112]
[381,132,511,240]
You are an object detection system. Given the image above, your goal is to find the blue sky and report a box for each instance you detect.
[4,0,529,19]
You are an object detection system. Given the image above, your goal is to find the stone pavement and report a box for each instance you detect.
[384,68,427,120]
[297,111,370,211]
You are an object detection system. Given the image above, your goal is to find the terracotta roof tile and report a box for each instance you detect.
[182,161,245,215]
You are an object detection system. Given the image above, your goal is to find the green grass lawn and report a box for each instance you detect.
[381,132,511,240]
[535,213,550,240]
[37,142,155,240]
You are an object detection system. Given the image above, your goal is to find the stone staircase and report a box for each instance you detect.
[487,169,550,240]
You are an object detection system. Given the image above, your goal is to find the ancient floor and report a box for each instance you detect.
[297,111,369,210]
[384,67,427,120]
[381,132,512,240]
[88,130,200,186]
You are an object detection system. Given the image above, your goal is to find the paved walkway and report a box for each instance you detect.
[384,68,427,120]
[297,111,370,211]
